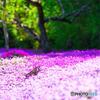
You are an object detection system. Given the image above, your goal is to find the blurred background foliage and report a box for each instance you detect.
[0,0,100,50]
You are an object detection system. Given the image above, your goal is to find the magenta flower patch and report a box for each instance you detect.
[1,49,29,58]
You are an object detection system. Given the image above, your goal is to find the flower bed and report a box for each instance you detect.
[0,49,100,100]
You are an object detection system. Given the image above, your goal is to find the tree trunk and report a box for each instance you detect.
[37,4,49,52]
[27,0,50,52]
[2,0,9,51]
[2,21,9,51]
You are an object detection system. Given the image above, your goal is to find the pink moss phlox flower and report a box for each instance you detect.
[1,49,29,58]
[14,49,29,56]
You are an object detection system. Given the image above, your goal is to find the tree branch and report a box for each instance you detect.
[13,16,40,41]
[44,16,72,23]
[22,26,40,41]
[70,3,90,21]
[44,3,90,23]
[57,0,65,15]
[44,0,71,23]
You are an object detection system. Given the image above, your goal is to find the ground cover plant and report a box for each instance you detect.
[0,48,100,100]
